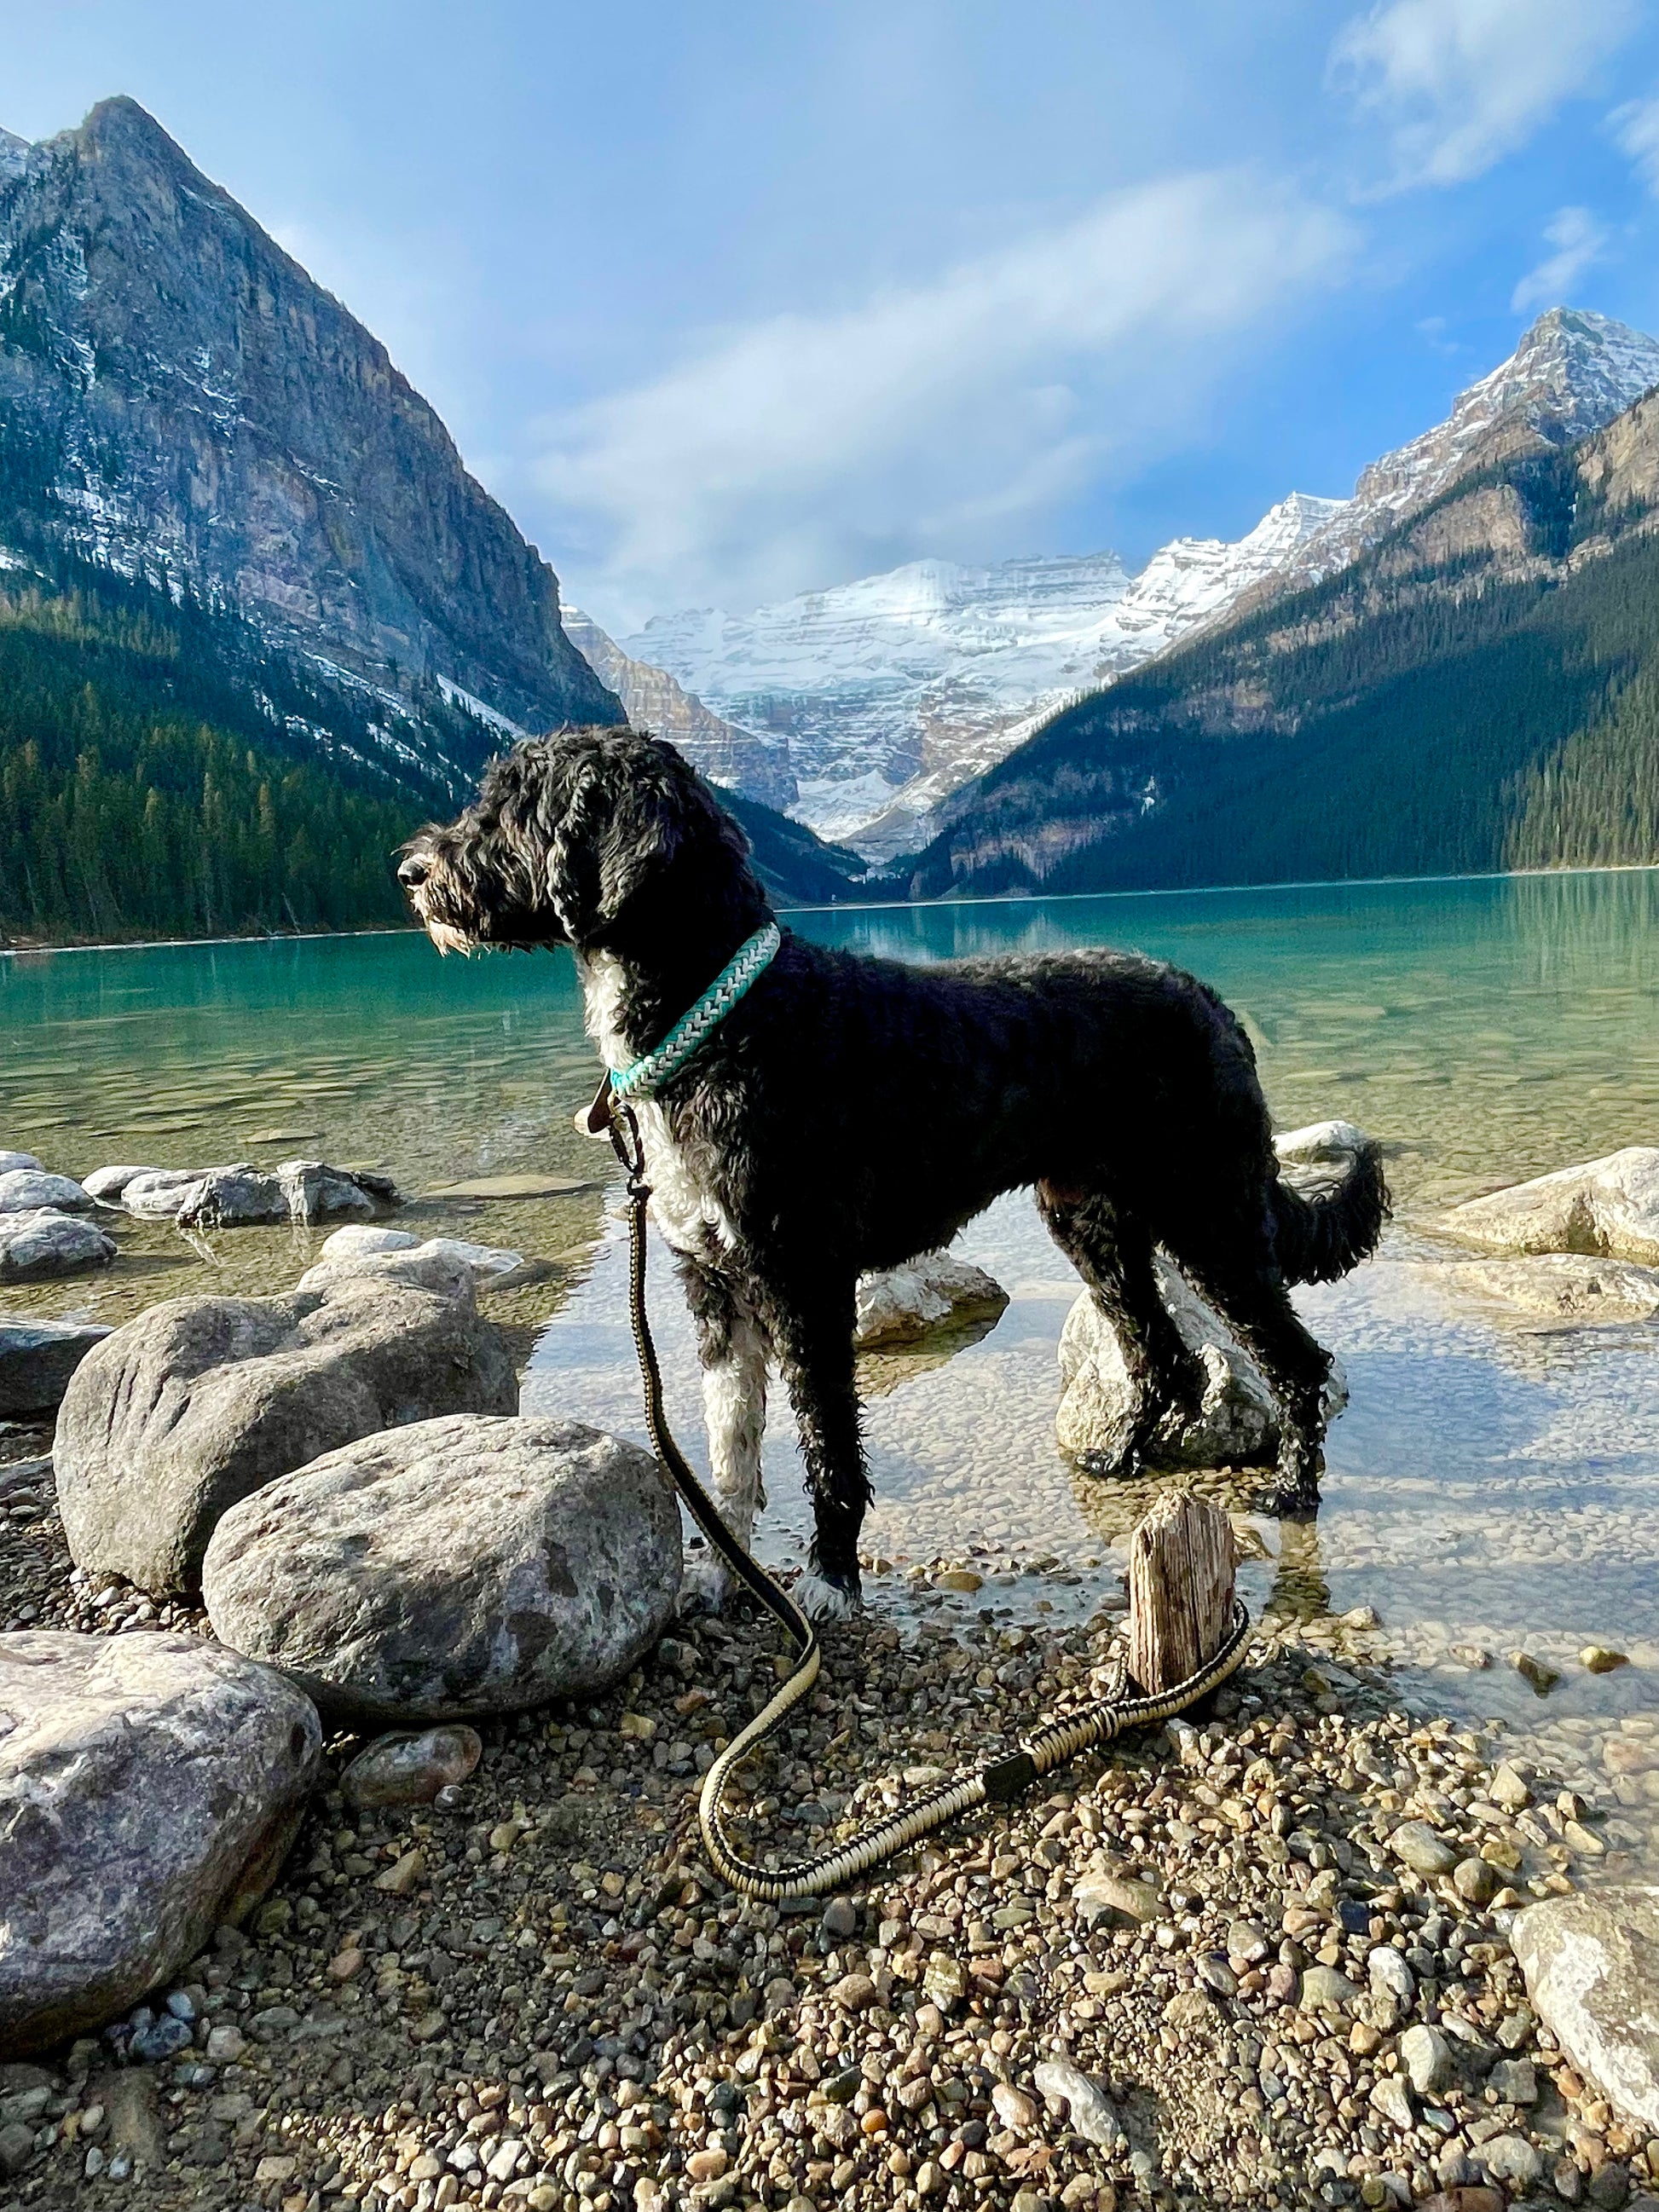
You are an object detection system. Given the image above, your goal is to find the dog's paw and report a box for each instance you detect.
[795,1565,861,1622]
[678,1547,732,1615]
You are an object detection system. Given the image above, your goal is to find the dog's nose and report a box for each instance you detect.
[397,853,430,890]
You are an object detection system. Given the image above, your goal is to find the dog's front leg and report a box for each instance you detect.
[765,1276,870,1620]
[677,1258,768,1613]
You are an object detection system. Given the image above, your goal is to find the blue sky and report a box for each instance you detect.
[6,1,1659,629]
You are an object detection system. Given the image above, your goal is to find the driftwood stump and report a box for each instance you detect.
[1127,1491,1236,1695]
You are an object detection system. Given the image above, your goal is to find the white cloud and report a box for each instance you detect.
[1610,90,1659,193]
[1329,0,1639,191]
[532,172,1353,625]
[1510,206,1611,313]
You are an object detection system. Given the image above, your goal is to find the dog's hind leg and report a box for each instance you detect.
[1038,1183,1205,1473]
[1186,1257,1332,1511]
[677,1259,769,1613]
[762,1276,870,1620]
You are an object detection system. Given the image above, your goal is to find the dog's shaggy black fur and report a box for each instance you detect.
[401,725,1387,1613]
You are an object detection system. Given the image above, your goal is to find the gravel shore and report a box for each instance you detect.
[5,1431,1658,2212]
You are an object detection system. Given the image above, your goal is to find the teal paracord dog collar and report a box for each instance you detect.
[608,922,782,1102]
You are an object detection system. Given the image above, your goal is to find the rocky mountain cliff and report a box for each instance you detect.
[0,98,617,737]
[628,308,1659,863]
[904,377,1659,898]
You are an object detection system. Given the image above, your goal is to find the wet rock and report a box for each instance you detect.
[0,1170,94,1215]
[1032,2059,1124,2149]
[0,1631,320,2057]
[316,1225,419,1257]
[1490,1762,1533,1809]
[1440,1147,1659,1266]
[340,1725,483,1810]
[201,1413,682,1721]
[292,1246,477,1304]
[0,1317,111,1415]
[1511,1649,1561,1695]
[1434,1253,1659,1322]
[79,1164,157,1204]
[1582,1646,1630,1674]
[0,1209,118,1282]
[1057,1257,1345,1470]
[120,1158,401,1228]
[55,1277,517,1594]
[853,1251,1007,1349]
[1273,1119,1375,1165]
[1512,1886,1659,2129]
[1388,1820,1460,1876]
[0,1152,43,1176]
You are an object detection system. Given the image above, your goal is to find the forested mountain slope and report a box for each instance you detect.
[905,387,1659,898]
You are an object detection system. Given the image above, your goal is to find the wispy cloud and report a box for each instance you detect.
[1330,0,1640,191]
[533,172,1354,624]
[1610,90,1659,193]
[1510,206,1612,313]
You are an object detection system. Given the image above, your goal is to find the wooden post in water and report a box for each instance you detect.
[1127,1491,1236,1695]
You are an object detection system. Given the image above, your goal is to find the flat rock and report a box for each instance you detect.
[55,1278,517,1595]
[120,1158,402,1228]
[292,1247,477,1304]
[1432,1253,1659,1322]
[0,1210,118,1283]
[1512,1886,1659,2129]
[317,1226,419,1257]
[0,1170,94,1215]
[200,1413,682,1721]
[424,1173,596,1200]
[0,1632,321,2058]
[1057,1255,1347,1470]
[0,1318,113,1415]
[1441,1148,1659,1265]
[853,1250,1008,1349]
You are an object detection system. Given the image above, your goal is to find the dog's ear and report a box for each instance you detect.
[535,747,686,942]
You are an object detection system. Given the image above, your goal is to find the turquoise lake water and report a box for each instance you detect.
[5,869,1659,1842]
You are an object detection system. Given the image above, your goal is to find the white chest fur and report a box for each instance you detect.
[579,951,737,1259]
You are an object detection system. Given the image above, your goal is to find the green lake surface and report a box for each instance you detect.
[5,869,1659,1855]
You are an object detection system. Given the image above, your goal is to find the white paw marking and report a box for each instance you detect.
[795,1567,860,1622]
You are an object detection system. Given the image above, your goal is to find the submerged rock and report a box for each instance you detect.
[1056,1256,1348,1471]
[1441,1146,1659,1265]
[55,1278,517,1594]
[0,1170,94,1214]
[1512,1886,1659,2131]
[853,1250,1007,1349]
[201,1414,682,1722]
[0,1631,321,2058]
[1433,1252,1659,1322]
[0,1317,112,1415]
[297,1236,526,1301]
[0,1210,118,1282]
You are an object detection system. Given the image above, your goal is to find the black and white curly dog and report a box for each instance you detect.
[399,725,1387,1620]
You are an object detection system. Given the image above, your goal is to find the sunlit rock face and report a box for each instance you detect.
[0,98,617,736]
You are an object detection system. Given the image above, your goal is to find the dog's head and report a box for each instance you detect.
[398,724,762,954]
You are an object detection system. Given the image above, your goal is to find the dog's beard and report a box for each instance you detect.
[423,918,478,956]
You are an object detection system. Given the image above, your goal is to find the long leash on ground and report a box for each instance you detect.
[605,1100,1251,1902]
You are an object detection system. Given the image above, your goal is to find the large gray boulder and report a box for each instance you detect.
[1441,1147,1659,1265]
[1057,1257,1346,1470]
[0,1632,321,2058]
[0,1210,118,1283]
[202,1414,682,1722]
[0,1170,93,1215]
[1512,1886,1659,2130]
[0,1318,113,1416]
[118,1158,401,1228]
[0,1152,43,1175]
[55,1279,518,1595]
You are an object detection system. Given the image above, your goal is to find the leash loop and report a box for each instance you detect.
[605,1098,1251,1900]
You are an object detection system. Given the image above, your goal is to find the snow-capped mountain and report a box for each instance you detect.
[627,494,1344,858]
[626,307,1659,862]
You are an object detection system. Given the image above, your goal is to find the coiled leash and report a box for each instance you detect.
[601,1094,1251,1902]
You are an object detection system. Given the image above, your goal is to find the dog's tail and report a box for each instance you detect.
[1270,1141,1390,1285]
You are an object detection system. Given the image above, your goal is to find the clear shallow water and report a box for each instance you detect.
[5,872,1659,1839]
